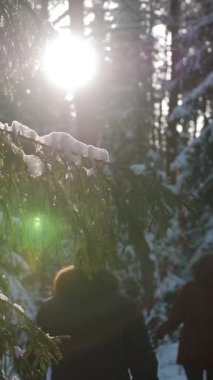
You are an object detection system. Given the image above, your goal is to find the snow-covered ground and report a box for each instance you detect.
[157,341,186,380]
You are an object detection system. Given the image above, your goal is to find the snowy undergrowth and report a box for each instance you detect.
[0,251,42,317]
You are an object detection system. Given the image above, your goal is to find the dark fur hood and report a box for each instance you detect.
[53,266,119,301]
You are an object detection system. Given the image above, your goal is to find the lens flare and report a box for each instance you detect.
[21,214,62,253]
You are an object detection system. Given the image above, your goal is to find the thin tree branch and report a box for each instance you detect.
[52,9,69,25]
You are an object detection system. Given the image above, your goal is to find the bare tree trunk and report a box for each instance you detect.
[40,0,49,20]
[130,228,155,311]
[166,0,180,182]
[68,0,84,35]
[68,0,99,145]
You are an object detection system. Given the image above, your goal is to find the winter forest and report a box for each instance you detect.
[0,0,212,379]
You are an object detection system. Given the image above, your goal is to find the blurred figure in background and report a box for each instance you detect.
[156,253,213,380]
[37,265,158,380]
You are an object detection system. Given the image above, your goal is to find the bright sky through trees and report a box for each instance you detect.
[42,35,97,91]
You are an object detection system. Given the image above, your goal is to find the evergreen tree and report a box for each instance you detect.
[149,0,213,329]
[167,0,213,264]
[168,0,213,153]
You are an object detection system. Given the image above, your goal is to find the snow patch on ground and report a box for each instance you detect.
[157,341,186,380]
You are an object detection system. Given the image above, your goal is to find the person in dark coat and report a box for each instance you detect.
[156,253,213,380]
[36,265,158,380]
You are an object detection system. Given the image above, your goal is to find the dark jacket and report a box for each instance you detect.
[156,256,213,369]
[36,270,158,380]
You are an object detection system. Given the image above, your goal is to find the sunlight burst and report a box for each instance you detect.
[42,35,97,91]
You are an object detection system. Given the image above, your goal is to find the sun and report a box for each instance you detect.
[42,35,97,91]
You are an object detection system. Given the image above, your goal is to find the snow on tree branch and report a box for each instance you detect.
[0,120,110,178]
[169,72,213,122]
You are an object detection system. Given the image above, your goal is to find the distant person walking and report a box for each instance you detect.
[156,254,213,380]
[37,265,158,380]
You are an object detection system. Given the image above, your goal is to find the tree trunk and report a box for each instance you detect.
[41,0,49,20]
[166,0,180,182]
[68,0,84,36]
[68,0,99,145]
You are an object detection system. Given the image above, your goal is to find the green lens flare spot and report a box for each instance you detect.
[33,217,42,229]
[21,213,62,253]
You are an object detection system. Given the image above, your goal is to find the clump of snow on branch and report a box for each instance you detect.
[23,155,45,178]
[12,121,39,140]
[0,292,8,301]
[0,121,110,178]
[40,131,109,163]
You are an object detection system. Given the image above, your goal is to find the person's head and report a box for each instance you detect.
[192,252,213,287]
[53,265,118,298]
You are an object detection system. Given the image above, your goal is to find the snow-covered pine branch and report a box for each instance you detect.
[0,120,109,178]
[0,119,115,276]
